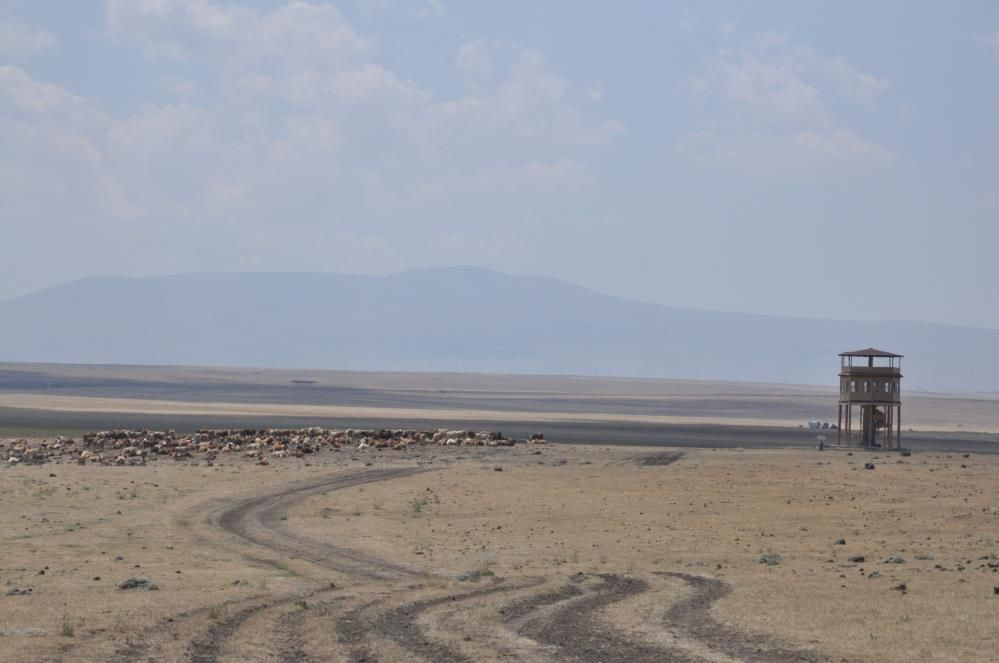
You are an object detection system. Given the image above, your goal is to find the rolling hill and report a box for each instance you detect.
[1,267,996,392]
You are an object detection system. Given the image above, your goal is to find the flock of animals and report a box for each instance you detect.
[1,427,545,466]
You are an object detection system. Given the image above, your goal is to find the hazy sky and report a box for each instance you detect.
[2,1,998,328]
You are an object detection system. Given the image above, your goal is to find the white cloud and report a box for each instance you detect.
[794,128,895,164]
[0,2,620,282]
[420,42,624,148]
[0,65,104,124]
[356,0,446,21]
[0,20,57,57]
[980,31,999,49]
[685,33,894,176]
[107,0,373,64]
[456,39,493,78]
[410,0,445,20]
[700,52,825,124]
[716,20,736,36]
[811,53,889,107]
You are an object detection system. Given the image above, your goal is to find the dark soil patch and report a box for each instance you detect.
[187,602,271,663]
[518,574,701,662]
[657,572,818,662]
[499,582,582,622]
[640,451,685,466]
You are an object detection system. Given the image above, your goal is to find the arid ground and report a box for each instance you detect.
[2,363,999,450]
[2,364,999,662]
[2,443,999,662]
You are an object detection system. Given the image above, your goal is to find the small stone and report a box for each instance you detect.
[891,583,907,594]
[5,588,32,596]
[118,578,158,591]
[833,539,846,545]
[757,553,783,566]
[884,556,906,564]
[848,555,866,563]
[864,462,875,470]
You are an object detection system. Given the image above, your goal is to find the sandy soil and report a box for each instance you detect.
[2,443,997,662]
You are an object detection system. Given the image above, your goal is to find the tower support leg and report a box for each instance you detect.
[887,405,892,450]
[837,404,842,446]
[897,406,902,449]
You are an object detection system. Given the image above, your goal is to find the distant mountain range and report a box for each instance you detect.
[1,267,997,392]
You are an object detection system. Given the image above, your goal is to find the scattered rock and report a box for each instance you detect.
[456,569,495,582]
[231,579,248,587]
[118,578,158,591]
[757,553,783,566]
[5,588,32,596]
[864,462,876,470]
[848,555,866,563]
[833,538,846,545]
[0,427,537,465]
[884,556,907,564]
[891,583,908,594]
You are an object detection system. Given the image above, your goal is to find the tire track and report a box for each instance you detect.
[65,468,425,663]
[514,574,703,663]
[364,578,546,663]
[75,466,820,663]
[187,602,273,663]
[73,594,270,663]
[656,572,818,663]
[209,466,820,662]
[213,467,428,580]
[275,605,314,663]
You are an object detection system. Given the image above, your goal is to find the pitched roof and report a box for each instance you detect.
[839,347,903,358]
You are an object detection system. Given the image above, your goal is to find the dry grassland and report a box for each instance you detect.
[1,444,998,662]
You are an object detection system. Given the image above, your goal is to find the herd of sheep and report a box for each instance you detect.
[2,427,545,466]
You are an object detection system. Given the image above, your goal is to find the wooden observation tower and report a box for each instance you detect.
[837,348,902,449]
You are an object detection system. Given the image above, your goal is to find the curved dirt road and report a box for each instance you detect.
[66,464,820,663]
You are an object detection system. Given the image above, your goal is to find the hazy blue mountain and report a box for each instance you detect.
[1,267,996,392]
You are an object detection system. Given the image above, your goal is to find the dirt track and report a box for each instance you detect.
[58,462,818,663]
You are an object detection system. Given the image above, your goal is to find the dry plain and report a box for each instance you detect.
[2,364,999,662]
[2,442,999,662]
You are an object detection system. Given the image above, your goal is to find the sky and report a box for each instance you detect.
[1,1,998,328]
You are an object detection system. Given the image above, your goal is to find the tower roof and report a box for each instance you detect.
[838,347,903,358]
